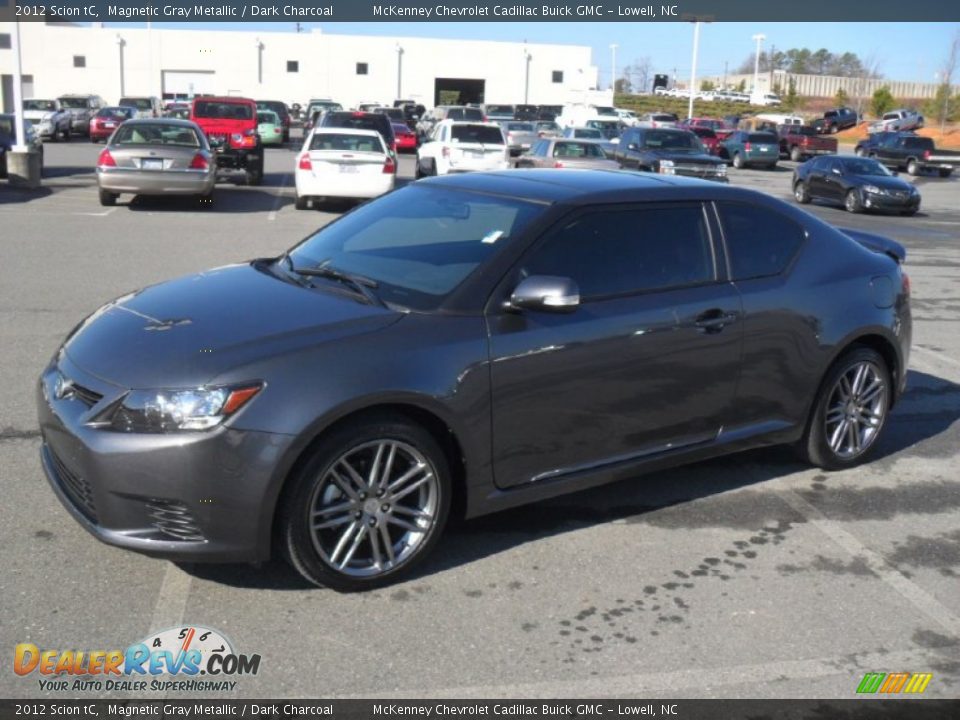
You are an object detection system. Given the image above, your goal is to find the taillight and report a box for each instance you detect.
[923,150,931,160]
[744,142,752,151]
[553,161,564,168]
[298,154,312,170]
[442,146,450,158]
[902,272,911,296]
[383,156,396,174]
[188,153,208,170]
[97,149,116,167]
[390,141,397,153]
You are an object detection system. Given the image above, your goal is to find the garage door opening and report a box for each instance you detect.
[434,78,485,107]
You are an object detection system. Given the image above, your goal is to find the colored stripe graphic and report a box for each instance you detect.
[904,673,933,694]
[857,673,885,694]
[858,672,932,694]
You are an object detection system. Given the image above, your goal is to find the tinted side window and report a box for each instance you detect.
[717,202,805,281]
[522,205,714,299]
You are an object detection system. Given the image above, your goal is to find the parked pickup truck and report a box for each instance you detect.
[613,126,728,182]
[776,124,838,161]
[811,107,859,134]
[869,109,924,134]
[866,134,960,177]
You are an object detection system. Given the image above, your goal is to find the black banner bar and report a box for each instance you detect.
[2,0,960,23]
[1,699,959,720]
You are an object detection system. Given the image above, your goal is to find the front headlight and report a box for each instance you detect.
[863,185,882,195]
[659,159,675,167]
[100,384,262,433]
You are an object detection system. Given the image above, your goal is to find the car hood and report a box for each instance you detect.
[849,174,914,191]
[63,262,401,389]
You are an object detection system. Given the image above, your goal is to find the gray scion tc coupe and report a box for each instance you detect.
[38,170,911,591]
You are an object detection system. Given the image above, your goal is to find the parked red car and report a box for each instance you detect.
[688,126,721,155]
[392,122,417,152]
[89,106,136,143]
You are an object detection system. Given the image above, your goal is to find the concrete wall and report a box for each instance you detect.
[704,71,959,101]
[0,23,600,109]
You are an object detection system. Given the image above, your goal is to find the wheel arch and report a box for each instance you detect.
[268,400,469,558]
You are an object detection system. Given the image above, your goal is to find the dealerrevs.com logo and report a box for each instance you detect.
[14,626,260,692]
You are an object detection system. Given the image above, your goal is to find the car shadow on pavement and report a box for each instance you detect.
[0,186,54,203]
[181,368,960,591]
[123,189,292,214]
[40,166,95,179]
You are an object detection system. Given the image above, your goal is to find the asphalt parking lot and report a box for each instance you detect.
[2,136,959,700]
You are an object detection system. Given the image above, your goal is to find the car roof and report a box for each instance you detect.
[310,127,382,136]
[193,96,255,104]
[121,118,200,127]
[419,169,755,205]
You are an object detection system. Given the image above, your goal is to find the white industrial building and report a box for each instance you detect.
[0,22,605,111]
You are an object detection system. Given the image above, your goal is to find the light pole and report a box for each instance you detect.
[751,33,766,102]
[116,34,126,98]
[610,43,618,94]
[395,44,404,100]
[10,22,27,153]
[523,47,533,104]
[687,22,702,119]
[255,38,264,85]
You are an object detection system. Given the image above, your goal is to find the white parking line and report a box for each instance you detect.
[147,562,194,634]
[267,173,292,221]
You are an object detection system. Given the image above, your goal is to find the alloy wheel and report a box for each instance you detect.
[307,440,440,578]
[823,361,887,460]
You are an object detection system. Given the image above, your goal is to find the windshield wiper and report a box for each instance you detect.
[284,256,385,307]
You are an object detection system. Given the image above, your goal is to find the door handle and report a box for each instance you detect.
[695,309,737,333]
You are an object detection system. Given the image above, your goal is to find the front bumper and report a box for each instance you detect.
[862,191,921,212]
[37,357,295,562]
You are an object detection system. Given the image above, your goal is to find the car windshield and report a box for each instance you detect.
[119,98,154,110]
[573,128,602,139]
[24,100,56,111]
[486,105,514,114]
[789,126,817,136]
[257,102,287,116]
[451,125,503,144]
[111,124,201,147]
[652,114,678,122]
[287,186,545,311]
[194,101,253,120]
[537,122,560,131]
[309,133,384,153]
[505,123,535,131]
[839,158,894,177]
[644,131,699,149]
[748,133,778,143]
[553,141,606,158]
[447,108,484,121]
[257,112,278,124]
[97,107,133,119]
[59,98,90,109]
[903,137,933,149]
[593,106,617,116]
[691,127,717,139]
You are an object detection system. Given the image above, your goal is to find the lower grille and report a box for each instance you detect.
[71,383,103,408]
[676,165,725,177]
[146,500,205,542]
[48,446,98,522]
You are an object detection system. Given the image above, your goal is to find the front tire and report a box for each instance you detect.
[281,415,452,592]
[732,152,744,169]
[845,189,862,213]
[794,180,811,204]
[246,162,264,186]
[799,348,891,470]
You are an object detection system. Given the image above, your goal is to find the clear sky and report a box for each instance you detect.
[102,22,959,86]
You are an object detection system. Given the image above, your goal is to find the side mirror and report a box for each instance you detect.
[627,143,639,151]
[505,275,580,314]
[831,167,842,176]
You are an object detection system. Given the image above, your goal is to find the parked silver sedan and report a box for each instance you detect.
[515,138,619,170]
[95,119,216,207]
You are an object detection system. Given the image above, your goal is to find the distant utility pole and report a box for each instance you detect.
[723,60,728,89]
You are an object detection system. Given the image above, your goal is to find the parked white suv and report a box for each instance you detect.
[415,120,510,177]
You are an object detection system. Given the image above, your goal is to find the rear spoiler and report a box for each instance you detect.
[840,228,906,264]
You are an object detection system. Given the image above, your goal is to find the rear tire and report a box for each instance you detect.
[829,124,838,134]
[790,146,802,162]
[906,159,920,176]
[197,190,214,208]
[732,152,744,169]
[294,194,309,210]
[938,169,952,178]
[280,414,452,592]
[98,189,118,207]
[799,347,891,470]
[855,147,865,157]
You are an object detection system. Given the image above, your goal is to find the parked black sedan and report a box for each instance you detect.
[793,155,920,215]
[39,171,910,591]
